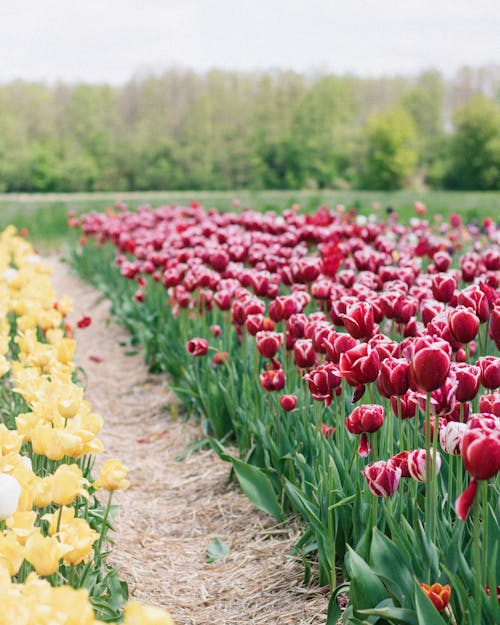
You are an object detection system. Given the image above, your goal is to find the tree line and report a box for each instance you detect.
[0,66,498,192]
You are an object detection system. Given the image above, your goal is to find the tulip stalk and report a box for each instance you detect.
[472,490,482,625]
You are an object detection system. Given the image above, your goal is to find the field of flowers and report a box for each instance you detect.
[0,226,174,624]
[69,202,500,625]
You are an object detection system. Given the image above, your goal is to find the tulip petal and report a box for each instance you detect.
[455,478,478,521]
[358,432,370,457]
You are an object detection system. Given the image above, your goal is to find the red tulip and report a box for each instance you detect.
[342,301,376,341]
[377,357,410,398]
[346,404,384,434]
[431,273,457,303]
[460,417,500,480]
[407,336,451,392]
[388,451,411,477]
[186,337,209,356]
[433,251,452,272]
[479,392,500,417]
[451,363,481,402]
[325,332,357,364]
[259,365,286,392]
[457,284,490,323]
[339,343,380,386]
[256,331,283,359]
[293,339,317,369]
[305,363,341,405]
[362,461,401,497]
[391,391,419,420]
[280,394,297,411]
[448,306,479,344]
[321,424,336,438]
[245,314,264,336]
[477,356,500,390]
[489,305,500,347]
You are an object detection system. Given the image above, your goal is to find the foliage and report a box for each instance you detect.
[0,66,498,192]
[444,95,500,191]
[361,107,418,190]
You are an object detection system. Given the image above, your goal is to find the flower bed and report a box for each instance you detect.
[71,203,500,624]
[0,226,174,624]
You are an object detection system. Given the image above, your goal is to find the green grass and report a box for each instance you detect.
[1,189,499,244]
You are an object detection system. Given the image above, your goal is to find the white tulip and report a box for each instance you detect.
[0,473,21,520]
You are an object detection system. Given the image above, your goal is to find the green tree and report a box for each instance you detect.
[444,95,500,190]
[361,106,418,190]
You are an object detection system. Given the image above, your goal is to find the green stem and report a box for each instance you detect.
[472,487,482,625]
[95,490,114,558]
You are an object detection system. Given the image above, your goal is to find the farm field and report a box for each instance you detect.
[1,196,499,625]
[1,189,500,244]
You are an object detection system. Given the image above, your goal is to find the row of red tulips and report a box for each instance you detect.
[70,202,499,625]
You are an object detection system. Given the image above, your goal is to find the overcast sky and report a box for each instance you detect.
[1,0,499,84]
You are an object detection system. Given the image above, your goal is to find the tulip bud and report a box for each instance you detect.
[362,461,401,497]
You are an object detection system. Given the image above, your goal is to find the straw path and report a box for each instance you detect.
[49,254,329,625]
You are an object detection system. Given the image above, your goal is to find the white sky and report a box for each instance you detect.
[1,0,499,83]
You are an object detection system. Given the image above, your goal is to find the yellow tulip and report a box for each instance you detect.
[31,477,53,508]
[59,518,98,565]
[57,338,77,364]
[50,464,89,505]
[123,601,175,625]
[50,586,96,625]
[0,425,23,455]
[94,459,130,491]
[24,530,72,576]
[6,510,38,544]
[0,530,24,576]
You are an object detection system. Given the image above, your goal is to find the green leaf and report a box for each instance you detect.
[327,583,349,625]
[358,604,418,625]
[232,458,283,520]
[346,545,388,613]
[207,538,230,563]
[369,529,415,606]
[414,585,448,625]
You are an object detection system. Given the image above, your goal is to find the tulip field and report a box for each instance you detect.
[0,226,174,623]
[63,201,500,625]
[1,198,500,625]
